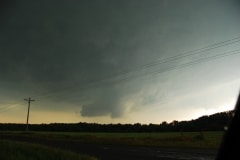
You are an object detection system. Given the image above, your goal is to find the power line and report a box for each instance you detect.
[114,36,240,76]
[33,37,240,100]
[153,49,240,76]
[0,102,25,113]
[1,37,240,112]
[0,50,239,116]
[34,48,240,102]
[84,49,240,89]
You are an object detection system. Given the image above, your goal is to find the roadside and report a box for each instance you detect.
[0,134,218,160]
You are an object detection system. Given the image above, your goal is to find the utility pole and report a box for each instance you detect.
[24,97,35,132]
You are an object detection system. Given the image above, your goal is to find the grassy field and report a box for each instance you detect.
[0,131,225,149]
[0,139,97,160]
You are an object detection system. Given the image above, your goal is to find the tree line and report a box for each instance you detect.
[0,110,234,132]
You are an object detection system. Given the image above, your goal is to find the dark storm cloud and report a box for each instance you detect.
[80,87,123,118]
[1,0,161,83]
[1,0,172,92]
[1,0,240,119]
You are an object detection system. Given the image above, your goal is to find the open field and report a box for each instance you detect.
[0,139,97,160]
[0,131,224,149]
[0,131,223,160]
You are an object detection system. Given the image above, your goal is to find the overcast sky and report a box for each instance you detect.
[0,0,240,124]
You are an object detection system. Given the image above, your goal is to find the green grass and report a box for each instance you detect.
[0,140,97,160]
[0,131,225,149]
[43,131,223,149]
[75,131,224,149]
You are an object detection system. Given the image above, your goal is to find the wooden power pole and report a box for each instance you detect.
[24,97,35,132]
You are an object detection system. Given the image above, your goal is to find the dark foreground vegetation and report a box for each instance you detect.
[0,132,219,160]
[0,139,97,160]
[1,131,223,149]
[0,110,234,132]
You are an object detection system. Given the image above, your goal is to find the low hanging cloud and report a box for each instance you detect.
[78,76,170,118]
[80,88,123,118]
